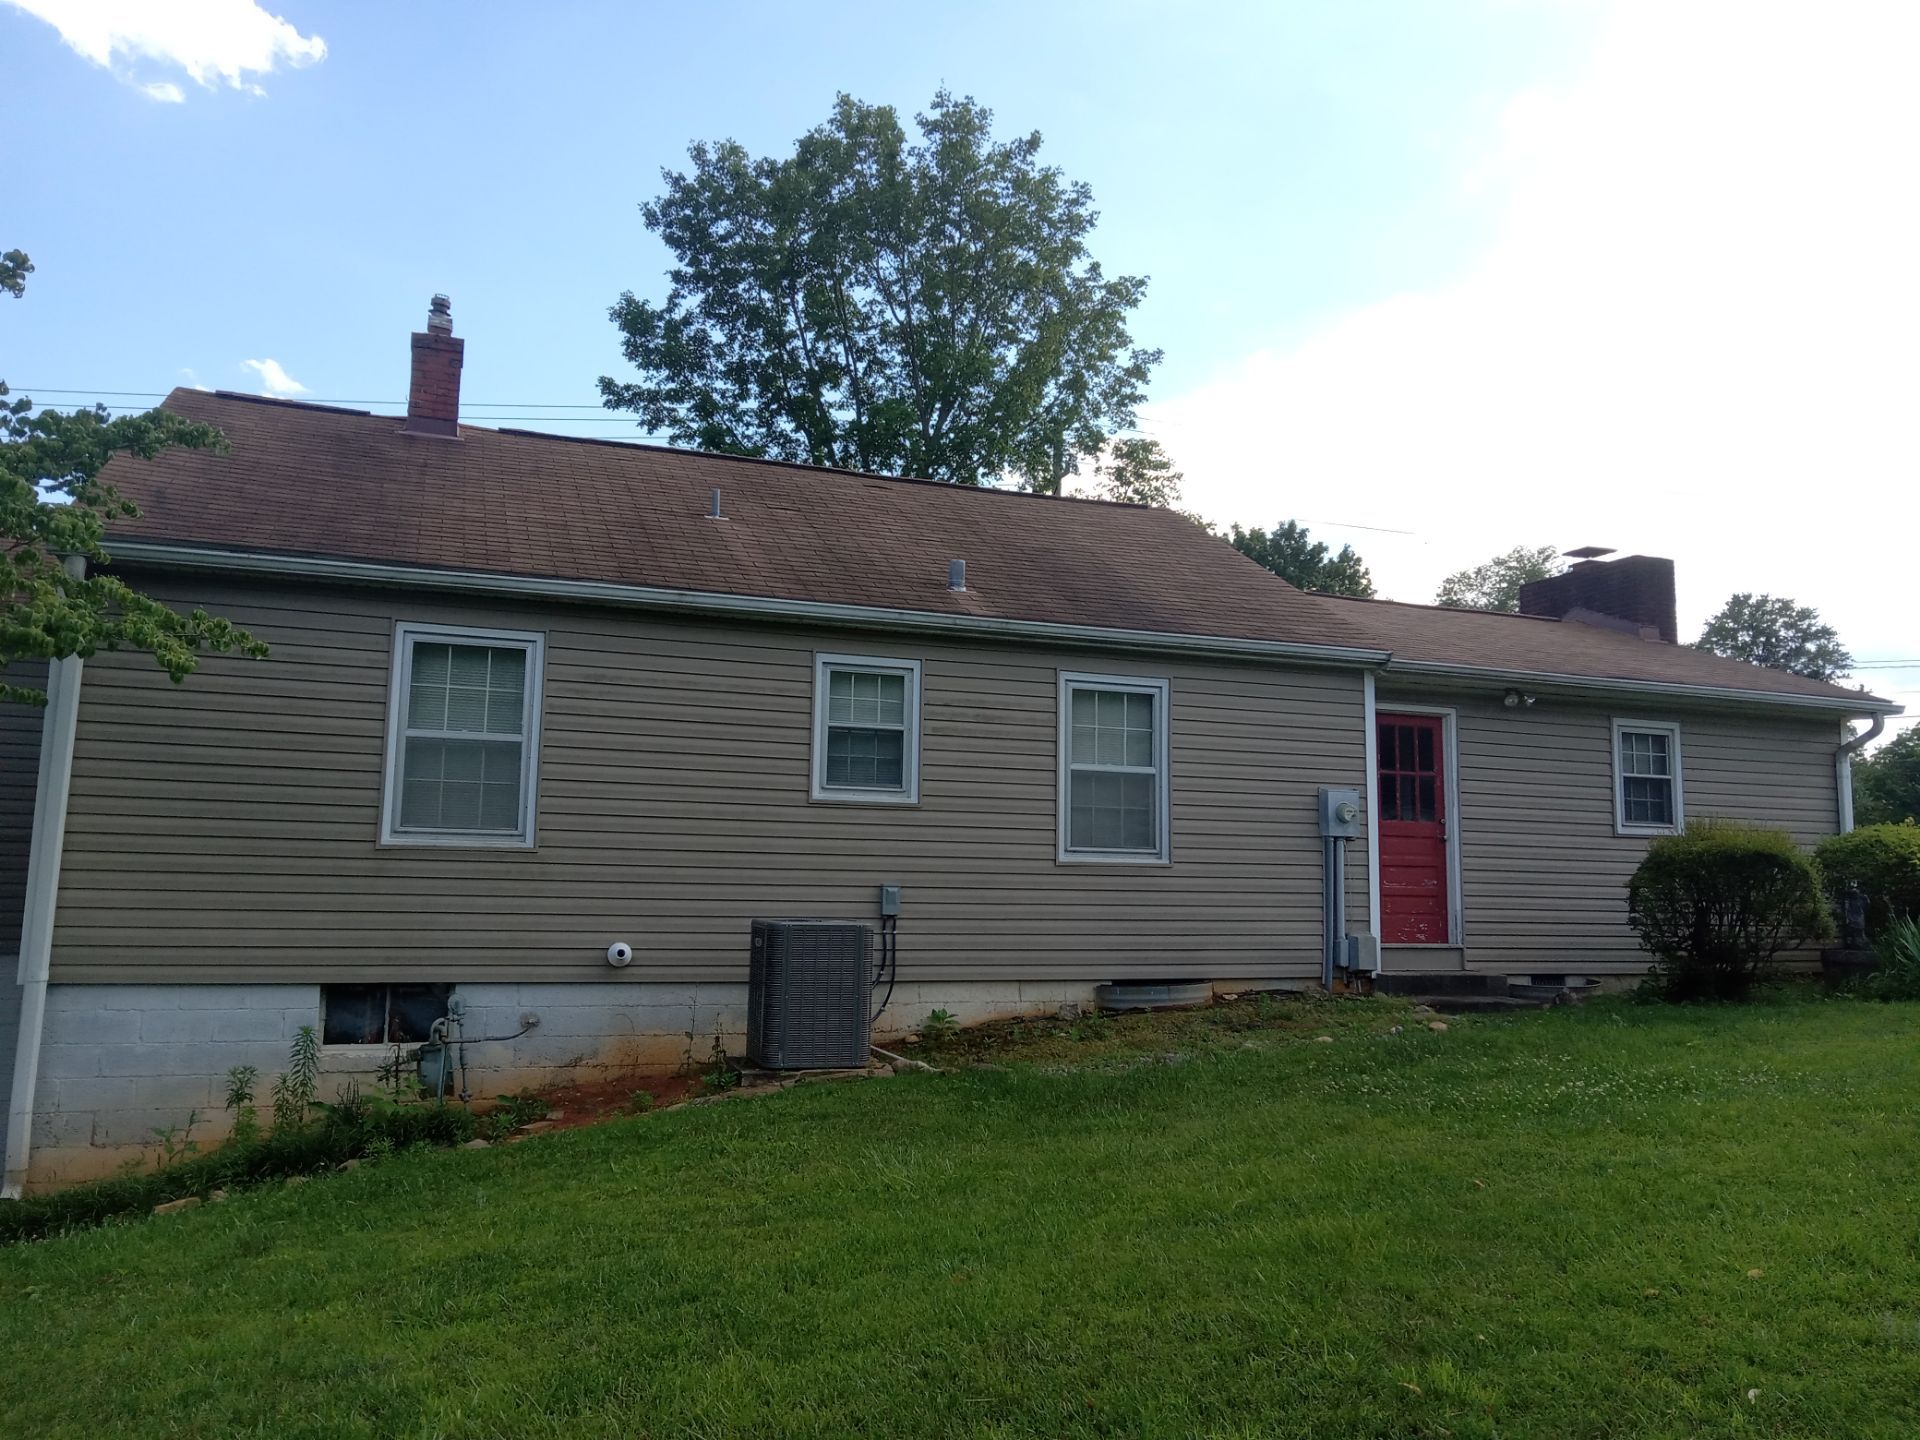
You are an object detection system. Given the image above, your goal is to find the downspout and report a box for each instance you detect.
[3,556,86,1199]
[1835,714,1885,834]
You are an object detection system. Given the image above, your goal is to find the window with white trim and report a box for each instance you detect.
[1612,719,1683,835]
[810,655,922,803]
[1058,673,1171,862]
[381,623,545,847]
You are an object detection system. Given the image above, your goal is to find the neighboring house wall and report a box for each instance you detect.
[51,574,1371,987]
[1,662,48,1161]
[0,662,46,954]
[1377,681,1842,974]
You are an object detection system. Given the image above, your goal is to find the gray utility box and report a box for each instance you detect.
[1318,785,1364,838]
[747,920,873,1069]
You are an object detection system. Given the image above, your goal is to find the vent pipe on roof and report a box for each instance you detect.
[708,488,724,520]
[948,559,967,592]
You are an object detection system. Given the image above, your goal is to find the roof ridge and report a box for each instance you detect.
[1320,592,1569,624]
[488,423,1154,508]
[199,389,373,418]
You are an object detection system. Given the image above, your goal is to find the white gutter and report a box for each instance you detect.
[1835,713,1886,833]
[1381,657,1902,718]
[105,541,1392,669]
[4,558,86,1199]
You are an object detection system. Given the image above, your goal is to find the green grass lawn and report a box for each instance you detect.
[4,991,1920,1439]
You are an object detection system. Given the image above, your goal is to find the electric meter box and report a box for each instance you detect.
[1317,785,1364,839]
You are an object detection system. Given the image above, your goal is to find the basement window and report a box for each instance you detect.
[810,654,922,804]
[1058,672,1171,863]
[1612,719,1684,835]
[322,983,453,1047]
[381,622,545,847]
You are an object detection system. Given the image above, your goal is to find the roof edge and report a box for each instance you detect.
[1382,657,1901,717]
[105,540,1392,668]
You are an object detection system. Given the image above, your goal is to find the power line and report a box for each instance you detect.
[13,386,618,410]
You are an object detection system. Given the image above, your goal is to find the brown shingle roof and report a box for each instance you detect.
[104,390,1894,712]
[1322,594,1893,708]
[105,390,1376,654]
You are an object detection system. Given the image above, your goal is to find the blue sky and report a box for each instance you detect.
[3,1,1915,724]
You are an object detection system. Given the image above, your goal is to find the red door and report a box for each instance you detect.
[1377,714,1450,944]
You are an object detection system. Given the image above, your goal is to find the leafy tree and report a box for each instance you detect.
[1854,726,1920,827]
[1695,593,1851,681]
[2,248,264,705]
[1228,520,1374,597]
[600,89,1160,492]
[1434,545,1562,612]
[1092,436,1183,508]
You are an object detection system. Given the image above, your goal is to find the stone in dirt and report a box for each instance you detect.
[1427,1020,1449,1033]
[891,1058,935,1074]
[209,1189,229,1203]
[284,1175,308,1186]
[1314,1035,1335,1044]
[460,1139,491,1149]
[544,1110,564,1122]
[515,1120,557,1135]
[152,1196,202,1215]
[904,1033,922,1044]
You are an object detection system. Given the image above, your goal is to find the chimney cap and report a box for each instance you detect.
[427,294,453,334]
[1563,545,1616,561]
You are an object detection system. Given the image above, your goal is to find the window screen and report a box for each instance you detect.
[1063,679,1166,857]
[385,626,542,845]
[1615,724,1681,832]
[812,657,920,802]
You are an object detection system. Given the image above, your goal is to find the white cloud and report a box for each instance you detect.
[5,0,325,98]
[240,358,306,396]
[1147,1,1920,712]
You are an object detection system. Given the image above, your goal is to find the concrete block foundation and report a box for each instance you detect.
[17,976,1112,1190]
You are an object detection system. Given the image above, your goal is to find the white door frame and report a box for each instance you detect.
[1368,699,1465,949]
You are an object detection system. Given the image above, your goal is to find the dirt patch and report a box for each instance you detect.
[500,1072,699,1133]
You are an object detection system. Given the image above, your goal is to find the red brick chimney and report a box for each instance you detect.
[404,294,462,437]
[1518,553,1678,643]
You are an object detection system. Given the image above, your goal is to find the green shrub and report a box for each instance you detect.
[1628,819,1830,1000]
[1859,915,1920,1000]
[1815,824,1920,937]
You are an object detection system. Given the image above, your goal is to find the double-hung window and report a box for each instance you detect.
[1612,719,1683,835]
[382,622,545,847]
[1058,672,1171,863]
[811,654,922,804]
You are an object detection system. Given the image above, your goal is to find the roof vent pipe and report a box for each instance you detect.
[708,488,724,520]
[948,559,966,592]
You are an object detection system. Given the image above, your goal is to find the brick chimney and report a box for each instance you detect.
[404,294,462,437]
[1517,553,1678,643]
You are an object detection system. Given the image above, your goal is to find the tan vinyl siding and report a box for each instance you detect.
[1379,681,1842,972]
[0,662,48,952]
[52,576,1369,985]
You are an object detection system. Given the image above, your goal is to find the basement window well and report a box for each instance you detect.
[322,983,453,1046]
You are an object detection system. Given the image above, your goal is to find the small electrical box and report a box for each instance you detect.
[879,884,902,917]
[1318,785,1363,838]
[1343,932,1380,974]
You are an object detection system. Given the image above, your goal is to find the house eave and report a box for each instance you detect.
[1380,657,1901,718]
[104,539,1394,669]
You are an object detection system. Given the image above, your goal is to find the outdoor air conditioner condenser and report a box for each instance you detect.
[747,920,874,1069]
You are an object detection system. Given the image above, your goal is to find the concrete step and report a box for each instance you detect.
[1374,972,1510,998]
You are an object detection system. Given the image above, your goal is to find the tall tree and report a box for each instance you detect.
[1228,520,1374,597]
[1092,436,1183,508]
[1435,545,1562,612]
[600,89,1161,492]
[1696,593,1851,681]
[2,248,263,705]
[1854,725,1920,827]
